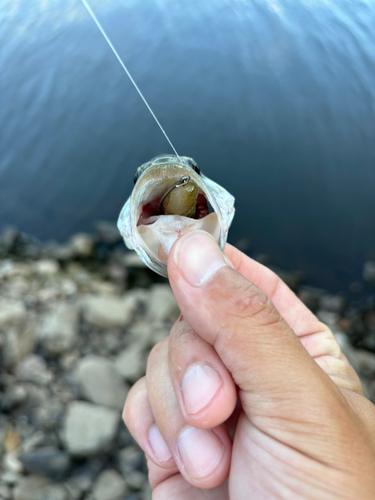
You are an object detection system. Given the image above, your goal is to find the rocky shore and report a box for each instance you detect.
[1,224,375,500]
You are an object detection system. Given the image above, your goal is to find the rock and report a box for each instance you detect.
[40,484,68,500]
[147,285,179,323]
[70,233,94,258]
[2,315,39,368]
[363,261,375,285]
[82,294,137,329]
[271,267,302,290]
[95,221,121,245]
[115,344,146,383]
[34,259,60,275]
[126,470,147,491]
[127,321,152,349]
[122,252,146,268]
[354,350,375,377]
[50,244,74,261]
[298,286,327,312]
[92,469,128,500]
[39,302,78,355]
[0,471,20,485]
[0,299,26,328]
[19,447,71,480]
[14,383,49,421]
[0,484,11,500]
[141,481,152,500]
[0,260,33,279]
[118,446,144,476]
[63,401,120,457]
[13,475,51,500]
[364,311,375,333]
[21,430,47,453]
[64,475,92,500]
[76,356,129,410]
[319,295,346,314]
[16,355,52,385]
[105,262,127,283]
[2,384,27,411]
[316,310,340,331]
[3,453,23,474]
[334,332,361,373]
[1,226,18,252]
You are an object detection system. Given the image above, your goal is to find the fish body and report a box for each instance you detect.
[117,155,235,277]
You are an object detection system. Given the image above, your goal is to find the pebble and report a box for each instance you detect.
[34,259,60,275]
[69,233,94,258]
[13,475,51,500]
[118,446,144,475]
[147,284,179,323]
[126,470,147,491]
[19,447,71,480]
[40,484,68,500]
[63,401,120,457]
[76,356,129,410]
[95,221,122,245]
[316,310,340,331]
[2,225,375,499]
[0,298,26,328]
[39,302,79,355]
[122,252,146,268]
[0,484,12,500]
[363,261,375,285]
[2,384,27,411]
[64,475,92,500]
[82,294,137,329]
[92,469,128,500]
[3,453,24,474]
[319,294,346,314]
[16,355,52,385]
[115,344,146,383]
[353,350,375,377]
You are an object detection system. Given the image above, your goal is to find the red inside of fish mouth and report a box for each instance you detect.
[137,192,210,226]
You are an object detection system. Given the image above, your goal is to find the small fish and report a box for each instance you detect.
[81,1,235,276]
[117,155,235,277]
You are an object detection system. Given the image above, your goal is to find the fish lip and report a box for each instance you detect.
[117,155,235,278]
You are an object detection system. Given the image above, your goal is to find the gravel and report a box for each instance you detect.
[63,402,120,457]
[1,225,374,500]
[76,356,129,410]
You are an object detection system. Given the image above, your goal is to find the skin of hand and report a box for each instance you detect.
[123,230,375,500]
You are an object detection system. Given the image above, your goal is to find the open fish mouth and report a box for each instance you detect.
[118,155,235,277]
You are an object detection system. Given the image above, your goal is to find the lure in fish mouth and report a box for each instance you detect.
[117,155,235,277]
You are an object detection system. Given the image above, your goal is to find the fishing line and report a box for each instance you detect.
[81,0,180,159]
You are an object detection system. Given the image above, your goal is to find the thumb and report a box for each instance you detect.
[167,230,337,415]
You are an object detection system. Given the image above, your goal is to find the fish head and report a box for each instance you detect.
[118,155,235,277]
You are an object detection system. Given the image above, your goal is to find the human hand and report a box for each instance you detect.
[124,231,375,499]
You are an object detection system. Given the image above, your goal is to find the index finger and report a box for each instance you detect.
[224,243,326,338]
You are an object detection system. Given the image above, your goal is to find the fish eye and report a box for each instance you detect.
[134,167,143,184]
[190,160,201,175]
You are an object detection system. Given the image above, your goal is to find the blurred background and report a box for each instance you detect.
[1,1,375,500]
[1,0,375,292]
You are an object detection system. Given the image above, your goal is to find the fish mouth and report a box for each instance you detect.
[137,185,210,226]
[134,167,220,264]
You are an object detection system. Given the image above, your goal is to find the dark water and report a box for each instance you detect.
[1,0,375,292]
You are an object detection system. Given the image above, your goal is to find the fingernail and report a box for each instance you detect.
[174,231,227,286]
[177,427,225,477]
[148,425,172,462]
[181,364,222,414]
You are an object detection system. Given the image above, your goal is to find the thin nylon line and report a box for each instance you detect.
[81,0,180,159]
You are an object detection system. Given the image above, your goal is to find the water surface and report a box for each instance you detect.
[1,0,375,291]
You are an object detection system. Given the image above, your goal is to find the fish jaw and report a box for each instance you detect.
[117,155,235,278]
